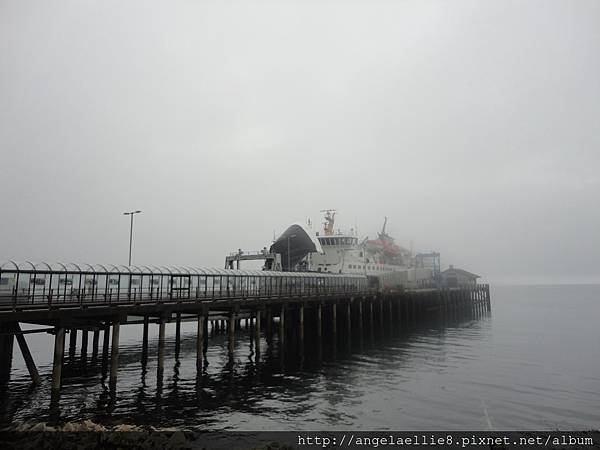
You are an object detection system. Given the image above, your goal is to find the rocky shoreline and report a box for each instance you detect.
[1,420,192,449]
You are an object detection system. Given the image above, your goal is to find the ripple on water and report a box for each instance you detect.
[2,285,600,430]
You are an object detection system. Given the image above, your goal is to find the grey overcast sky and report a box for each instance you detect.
[1,0,599,284]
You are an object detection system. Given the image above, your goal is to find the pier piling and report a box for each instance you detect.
[196,312,205,371]
[91,329,100,361]
[109,321,120,388]
[51,327,65,393]
[15,323,41,385]
[157,319,165,380]
[81,330,88,360]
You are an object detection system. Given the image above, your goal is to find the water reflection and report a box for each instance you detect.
[1,306,493,429]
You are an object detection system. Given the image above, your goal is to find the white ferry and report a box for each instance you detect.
[267,210,436,288]
[306,210,410,275]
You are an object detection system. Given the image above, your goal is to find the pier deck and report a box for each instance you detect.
[0,262,490,401]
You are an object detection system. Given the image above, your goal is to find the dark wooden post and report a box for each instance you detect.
[91,329,100,362]
[175,312,181,357]
[332,303,337,335]
[109,321,120,388]
[157,319,165,379]
[68,328,77,359]
[299,303,305,344]
[196,312,205,372]
[51,326,65,393]
[81,330,88,360]
[15,323,40,385]
[0,322,14,382]
[358,300,363,346]
[255,307,262,358]
[228,311,236,357]
[278,305,285,346]
[142,316,149,363]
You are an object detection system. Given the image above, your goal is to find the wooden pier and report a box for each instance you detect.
[0,265,490,399]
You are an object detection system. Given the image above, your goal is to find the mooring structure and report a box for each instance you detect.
[0,262,490,398]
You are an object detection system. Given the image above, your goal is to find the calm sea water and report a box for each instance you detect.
[1,285,599,430]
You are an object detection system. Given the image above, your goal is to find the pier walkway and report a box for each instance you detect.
[0,261,490,401]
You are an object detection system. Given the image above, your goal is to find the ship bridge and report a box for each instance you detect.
[270,223,323,271]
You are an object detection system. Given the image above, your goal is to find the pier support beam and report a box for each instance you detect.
[196,312,205,372]
[266,308,273,343]
[347,301,352,332]
[175,312,181,357]
[279,305,285,346]
[299,303,305,345]
[157,319,166,379]
[0,323,14,382]
[81,330,88,360]
[102,325,110,364]
[388,300,393,335]
[228,311,236,357]
[358,300,363,346]
[332,303,337,336]
[91,329,100,362]
[69,329,77,359]
[142,316,149,363]
[15,323,41,385]
[109,321,120,388]
[51,327,65,393]
[316,303,322,340]
[254,308,262,358]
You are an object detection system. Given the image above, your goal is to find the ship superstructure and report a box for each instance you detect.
[306,210,410,275]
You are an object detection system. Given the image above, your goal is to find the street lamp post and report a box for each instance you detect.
[287,234,296,271]
[123,210,142,266]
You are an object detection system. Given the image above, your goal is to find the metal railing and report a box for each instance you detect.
[0,261,370,311]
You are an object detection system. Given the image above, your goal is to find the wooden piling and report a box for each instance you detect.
[346,301,351,346]
[332,303,337,335]
[316,303,322,339]
[102,325,110,363]
[388,299,393,334]
[142,315,149,361]
[175,312,181,356]
[369,301,375,342]
[157,319,165,378]
[91,329,100,361]
[299,303,305,344]
[81,330,88,359]
[254,308,262,358]
[266,308,273,343]
[109,321,120,387]
[196,313,204,372]
[0,322,14,382]
[68,328,77,358]
[228,311,236,356]
[358,300,363,341]
[51,326,65,393]
[278,305,285,346]
[15,323,41,385]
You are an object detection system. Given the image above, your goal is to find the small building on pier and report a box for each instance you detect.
[440,266,480,287]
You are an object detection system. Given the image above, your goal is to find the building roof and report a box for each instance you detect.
[441,266,480,279]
